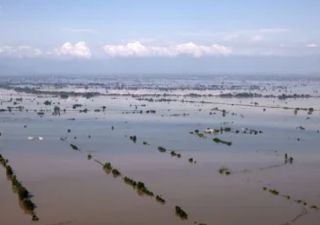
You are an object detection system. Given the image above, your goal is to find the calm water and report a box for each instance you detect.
[0,75,320,225]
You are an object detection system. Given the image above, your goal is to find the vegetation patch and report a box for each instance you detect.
[0,154,39,221]
[170,150,181,158]
[70,144,79,151]
[175,205,188,219]
[219,167,231,175]
[188,158,195,163]
[269,189,279,195]
[262,186,319,211]
[103,162,113,173]
[123,176,137,188]
[212,138,232,146]
[158,146,167,153]
[111,168,121,177]
[129,135,137,143]
[137,181,154,196]
[156,195,166,204]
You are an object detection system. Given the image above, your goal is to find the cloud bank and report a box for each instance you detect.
[0,45,42,58]
[103,41,232,57]
[1,39,318,59]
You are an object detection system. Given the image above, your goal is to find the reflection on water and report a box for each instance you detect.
[0,75,320,225]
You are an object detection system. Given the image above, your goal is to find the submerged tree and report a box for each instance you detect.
[175,206,188,219]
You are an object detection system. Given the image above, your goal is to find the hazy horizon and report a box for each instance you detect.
[1,0,320,75]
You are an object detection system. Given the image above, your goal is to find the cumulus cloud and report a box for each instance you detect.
[0,45,42,58]
[55,41,91,58]
[103,41,151,57]
[103,41,232,57]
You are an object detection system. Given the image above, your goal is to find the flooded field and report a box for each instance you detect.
[0,75,320,225]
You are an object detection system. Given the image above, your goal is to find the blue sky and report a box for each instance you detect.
[0,0,319,75]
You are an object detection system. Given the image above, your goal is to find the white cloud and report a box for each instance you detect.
[306,43,318,48]
[103,41,232,57]
[55,41,91,58]
[175,42,232,57]
[0,45,42,58]
[103,41,150,57]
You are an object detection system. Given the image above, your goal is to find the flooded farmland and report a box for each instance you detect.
[0,75,320,225]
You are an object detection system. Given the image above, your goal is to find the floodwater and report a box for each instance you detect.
[0,75,320,225]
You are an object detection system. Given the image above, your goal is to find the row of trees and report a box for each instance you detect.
[0,154,39,221]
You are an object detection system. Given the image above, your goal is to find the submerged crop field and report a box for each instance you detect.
[0,75,320,225]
